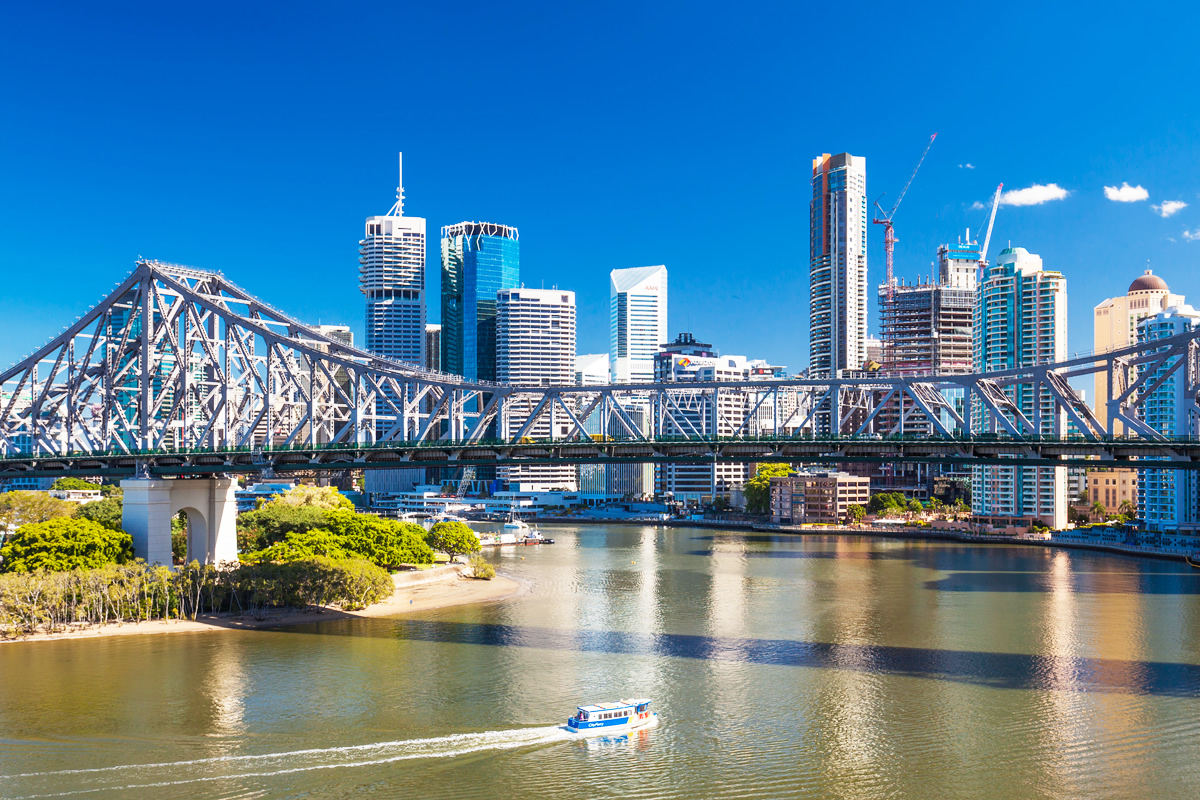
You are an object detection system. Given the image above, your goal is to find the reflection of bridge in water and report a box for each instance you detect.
[3,259,1200,478]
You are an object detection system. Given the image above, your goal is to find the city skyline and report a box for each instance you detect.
[3,3,1200,377]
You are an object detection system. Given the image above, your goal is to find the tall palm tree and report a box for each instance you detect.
[1090,501,1107,521]
[1118,499,1137,518]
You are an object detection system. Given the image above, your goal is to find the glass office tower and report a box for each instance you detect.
[441,222,520,381]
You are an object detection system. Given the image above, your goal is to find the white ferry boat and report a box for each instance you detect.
[566,699,656,735]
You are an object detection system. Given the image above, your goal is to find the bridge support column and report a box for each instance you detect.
[121,478,240,566]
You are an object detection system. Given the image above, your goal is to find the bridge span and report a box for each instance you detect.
[2,259,1199,479]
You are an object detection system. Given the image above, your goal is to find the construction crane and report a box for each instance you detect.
[979,183,1003,267]
[874,133,937,301]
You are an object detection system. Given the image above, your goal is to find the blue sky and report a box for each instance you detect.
[3,1,1199,377]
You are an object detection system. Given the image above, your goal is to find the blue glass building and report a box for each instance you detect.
[440,222,519,381]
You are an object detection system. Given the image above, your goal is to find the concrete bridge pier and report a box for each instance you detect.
[121,478,239,566]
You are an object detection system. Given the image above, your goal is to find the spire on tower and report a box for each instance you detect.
[388,151,406,216]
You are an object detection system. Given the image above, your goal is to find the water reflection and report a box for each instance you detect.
[369,620,1200,697]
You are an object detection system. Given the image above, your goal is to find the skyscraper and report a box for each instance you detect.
[360,153,427,367]
[810,152,868,378]
[441,222,520,381]
[497,288,577,489]
[609,265,668,384]
[1135,305,1200,549]
[972,247,1067,530]
[1093,270,1183,432]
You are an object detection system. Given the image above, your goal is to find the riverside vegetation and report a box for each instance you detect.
[0,483,484,639]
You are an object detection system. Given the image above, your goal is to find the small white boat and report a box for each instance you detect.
[566,699,656,735]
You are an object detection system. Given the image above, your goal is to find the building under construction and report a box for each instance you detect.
[878,240,979,377]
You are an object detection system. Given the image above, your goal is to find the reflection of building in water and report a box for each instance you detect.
[202,642,249,742]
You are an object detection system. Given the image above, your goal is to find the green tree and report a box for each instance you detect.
[75,497,124,531]
[907,498,924,514]
[426,521,481,558]
[272,485,354,511]
[869,492,907,516]
[468,553,495,580]
[236,504,330,550]
[0,491,76,533]
[847,504,866,524]
[52,477,101,491]
[1118,499,1137,518]
[323,509,434,569]
[1,518,133,573]
[99,483,123,499]
[240,528,363,564]
[1090,501,1107,521]
[743,463,795,515]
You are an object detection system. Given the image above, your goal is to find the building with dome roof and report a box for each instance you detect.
[1093,270,1184,431]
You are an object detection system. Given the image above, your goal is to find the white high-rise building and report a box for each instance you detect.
[498,288,577,489]
[972,247,1068,530]
[809,152,868,378]
[360,153,426,367]
[609,265,668,384]
[361,154,426,496]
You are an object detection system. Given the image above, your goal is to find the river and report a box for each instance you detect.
[3,525,1200,799]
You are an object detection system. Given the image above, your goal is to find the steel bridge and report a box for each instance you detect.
[2,260,1199,480]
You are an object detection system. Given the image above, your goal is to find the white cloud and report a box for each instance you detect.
[1104,182,1149,202]
[1153,200,1188,218]
[999,183,1070,207]
[970,200,985,210]
[959,163,975,169]
[1183,229,1200,242]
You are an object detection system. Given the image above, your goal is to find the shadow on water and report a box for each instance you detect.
[296,619,1200,698]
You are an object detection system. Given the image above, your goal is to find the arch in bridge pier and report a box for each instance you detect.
[121,478,239,566]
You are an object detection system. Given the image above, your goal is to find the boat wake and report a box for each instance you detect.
[2,726,570,799]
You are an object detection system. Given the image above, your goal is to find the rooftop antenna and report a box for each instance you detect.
[388,152,406,216]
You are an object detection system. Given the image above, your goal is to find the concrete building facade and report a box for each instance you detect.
[497,288,577,489]
[769,472,870,525]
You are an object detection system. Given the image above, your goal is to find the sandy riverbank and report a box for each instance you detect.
[2,568,526,645]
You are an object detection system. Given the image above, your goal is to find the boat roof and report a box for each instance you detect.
[577,698,650,712]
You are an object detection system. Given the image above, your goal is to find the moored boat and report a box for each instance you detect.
[566,699,656,735]
[1186,554,1200,569]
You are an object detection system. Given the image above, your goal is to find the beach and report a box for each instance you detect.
[2,567,525,644]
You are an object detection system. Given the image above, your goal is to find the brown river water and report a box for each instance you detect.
[2,525,1200,799]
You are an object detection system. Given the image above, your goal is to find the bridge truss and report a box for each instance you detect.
[2,260,1199,478]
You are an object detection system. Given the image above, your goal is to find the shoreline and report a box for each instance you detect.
[1,567,526,645]
[532,516,1194,564]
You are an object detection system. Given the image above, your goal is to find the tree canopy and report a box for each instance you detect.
[52,478,101,491]
[868,492,910,515]
[237,504,331,551]
[0,491,76,533]
[270,485,354,511]
[240,528,362,564]
[323,510,434,569]
[1,518,133,573]
[426,521,481,557]
[744,463,795,515]
[75,497,124,531]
